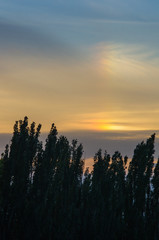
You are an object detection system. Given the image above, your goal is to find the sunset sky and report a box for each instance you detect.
[1,0,159,158]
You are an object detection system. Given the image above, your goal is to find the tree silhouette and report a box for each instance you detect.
[0,118,158,240]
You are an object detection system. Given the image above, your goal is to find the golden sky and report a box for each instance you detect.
[1,0,159,147]
[1,43,159,134]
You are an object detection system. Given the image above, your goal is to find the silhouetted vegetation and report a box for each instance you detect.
[0,117,159,239]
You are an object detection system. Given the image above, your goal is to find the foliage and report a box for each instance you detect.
[0,117,158,240]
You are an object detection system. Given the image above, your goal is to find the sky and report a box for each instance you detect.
[1,0,159,159]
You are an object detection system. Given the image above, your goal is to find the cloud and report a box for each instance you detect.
[2,0,159,24]
[90,42,159,110]
[59,129,159,159]
[1,42,159,134]
[40,0,159,23]
[0,130,158,160]
[0,19,74,58]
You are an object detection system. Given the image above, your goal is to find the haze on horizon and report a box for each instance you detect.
[0,0,159,159]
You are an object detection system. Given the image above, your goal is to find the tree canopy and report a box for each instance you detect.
[0,117,158,240]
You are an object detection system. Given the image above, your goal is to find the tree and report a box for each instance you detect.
[0,117,158,240]
[126,134,155,239]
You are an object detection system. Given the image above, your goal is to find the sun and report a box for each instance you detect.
[98,123,126,131]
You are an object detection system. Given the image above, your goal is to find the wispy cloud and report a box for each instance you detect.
[0,18,74,58]
[1,42,159,133]
[1,0,159,24]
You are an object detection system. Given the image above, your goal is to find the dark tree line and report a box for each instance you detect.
[0,117,159,240]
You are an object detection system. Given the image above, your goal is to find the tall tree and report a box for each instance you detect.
[126,134,155,239]
[91,149,111,240]
[108,151,125,239]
